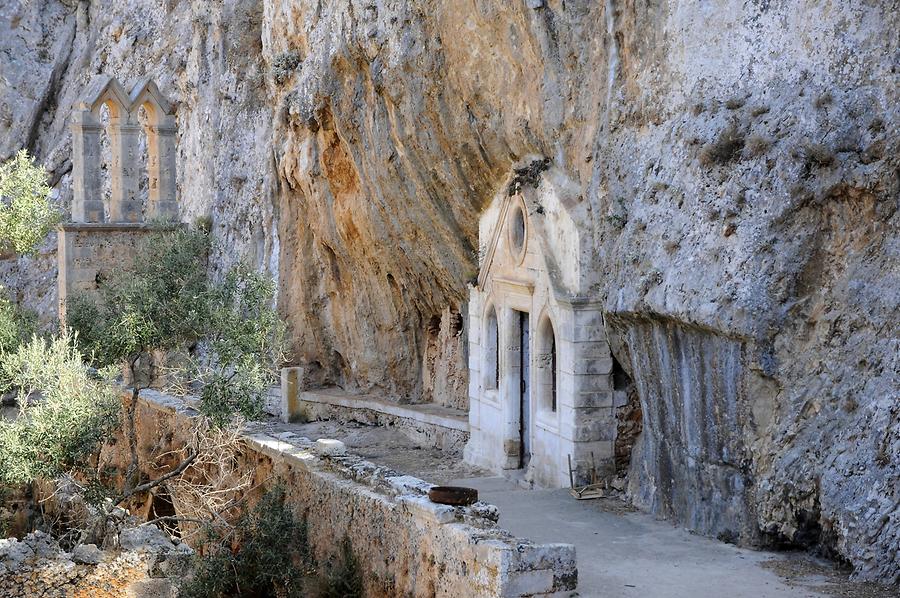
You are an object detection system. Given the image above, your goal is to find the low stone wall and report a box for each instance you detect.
[136,390,576,597]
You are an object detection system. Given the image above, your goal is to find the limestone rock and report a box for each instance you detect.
[315,438,347,456]
[0,537,33,571]
[118,526,175,553]
[72,543,103,565]
[1,0,897,585]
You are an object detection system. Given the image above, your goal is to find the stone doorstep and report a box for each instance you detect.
[295,387,469,432]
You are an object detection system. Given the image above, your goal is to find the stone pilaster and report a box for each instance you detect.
[70,110,105,223]
[146,116,178,220]
[108,116,143,223]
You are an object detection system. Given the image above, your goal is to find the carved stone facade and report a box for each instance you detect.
[59,76,177,324]
[464,165,623,488]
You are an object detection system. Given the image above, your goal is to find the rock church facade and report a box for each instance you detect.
[464,165,625,488]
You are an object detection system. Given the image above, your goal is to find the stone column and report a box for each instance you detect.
[146,115,178,220]
[107,115,143,223]
[70,110,105,223]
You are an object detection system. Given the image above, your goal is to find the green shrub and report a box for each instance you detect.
[68,226,211,368]
[307,536,364,598]
[0,150,59,255]
[181,486,363,598]
[196,264,286,424]
[180,487,313,598]
[0,335,120,485]
[272,51,303,85]
[0,293,36,355]
[67,226,286,426]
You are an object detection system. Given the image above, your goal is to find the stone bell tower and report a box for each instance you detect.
[59,76,178,324]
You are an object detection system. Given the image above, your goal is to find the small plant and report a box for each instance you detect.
[606,213,627,229]
[0,150,60,256]
[802,141,835,167]
[745,134,771,157]
[605,196,628,230]
[307,536,364,598]
[814,91,833,109]
[272,50,303,85]
[699,123,745,166]
[724,97,746,110]
[507,158,551,196]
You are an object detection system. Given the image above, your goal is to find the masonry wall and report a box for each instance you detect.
[56,224,155,324]
[120,391,577,598]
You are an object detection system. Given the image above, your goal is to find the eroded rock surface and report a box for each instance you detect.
[1,0,897,583]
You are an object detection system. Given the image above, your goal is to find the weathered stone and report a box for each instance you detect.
[72,544,103,565]
[118,526,175,553]
[314,438,347,456]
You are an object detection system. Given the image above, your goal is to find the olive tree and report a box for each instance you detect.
[66,224,286,508]
[0,149,59,256]
[0,150,59,355]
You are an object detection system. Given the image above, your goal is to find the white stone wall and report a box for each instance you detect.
[465,178,616,488]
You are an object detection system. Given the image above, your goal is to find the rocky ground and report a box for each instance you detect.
[0,526,189,598]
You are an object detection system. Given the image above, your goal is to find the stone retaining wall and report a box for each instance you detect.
[137,390,576,597]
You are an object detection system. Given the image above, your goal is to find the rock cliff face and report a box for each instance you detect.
[2,0,897,583]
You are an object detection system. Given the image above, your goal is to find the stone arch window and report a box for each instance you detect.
[484,304,500,391]
[536,315,558,412]
[70,76,176,223]
[130,79,178,220]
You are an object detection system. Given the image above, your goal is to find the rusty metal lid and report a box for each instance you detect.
[427,486,478,506]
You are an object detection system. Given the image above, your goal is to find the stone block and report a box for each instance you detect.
[571,390,614,409]
[315,438,347,456]
[572,357,613,376]
[72,544,103,565]
[573,324,605,342]
[573,440,614,458]
[574,340,611,357]
[573,310,603,327]
[504,569,554,596]
[561,419,615,442]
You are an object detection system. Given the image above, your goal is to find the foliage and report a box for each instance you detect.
[0,335,120,486]
[194,264,286,425]
[179,487,313,598]
[0,150,59,255]
[67,225,286,426]
[68,226,211,367]
[181,487,363,598]
[306,536,364,598]
[271,50,302,85]
[0,293,36,355]
[699,123,746,166]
